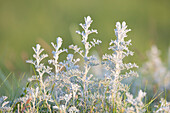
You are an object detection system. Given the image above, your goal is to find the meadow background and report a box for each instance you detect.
[0,0,170,99]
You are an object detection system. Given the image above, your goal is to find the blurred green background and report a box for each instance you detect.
[0,0,170,75]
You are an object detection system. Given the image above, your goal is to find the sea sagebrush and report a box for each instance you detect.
[0,16,169,113]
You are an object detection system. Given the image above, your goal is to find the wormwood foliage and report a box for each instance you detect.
[0,16,169,113]
[141,45,170,91]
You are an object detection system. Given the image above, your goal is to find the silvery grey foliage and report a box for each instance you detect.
[0,96,12,112]
[101,21,144,112]
[18,44,54,112]
[69,16,102,111]
[1,16,168,113]
[141,45,170,90]
[68,106,79,113]
[126,90,146,113]
[154,98,170,113]
[15,37,68,112]
[49,37,68,75]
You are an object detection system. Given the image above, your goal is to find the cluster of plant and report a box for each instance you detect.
[0,16,170,113]
[138,45,170,100]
